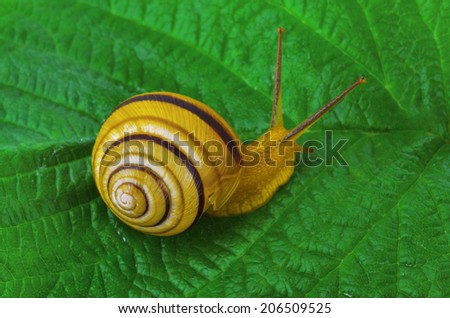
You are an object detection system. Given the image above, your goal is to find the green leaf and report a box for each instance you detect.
[0,0,449,297]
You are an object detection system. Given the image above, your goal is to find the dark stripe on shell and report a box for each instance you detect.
[114,93,241,163]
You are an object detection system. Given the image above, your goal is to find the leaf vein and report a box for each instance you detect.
[304,141,446,296]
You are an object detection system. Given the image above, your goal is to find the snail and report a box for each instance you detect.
[92,28,365,236]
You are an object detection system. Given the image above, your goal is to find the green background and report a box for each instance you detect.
[0,0,449,297]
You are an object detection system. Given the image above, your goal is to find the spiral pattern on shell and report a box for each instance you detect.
[92,93,242,236]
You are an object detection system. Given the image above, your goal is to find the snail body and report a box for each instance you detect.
[92,28,365,236]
